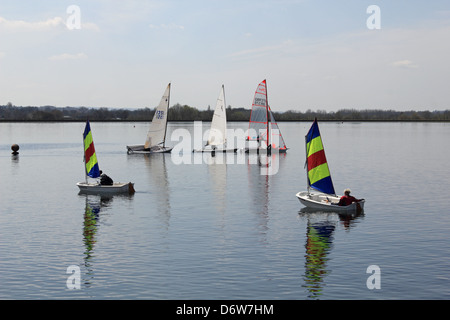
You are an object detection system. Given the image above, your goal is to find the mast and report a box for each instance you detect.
[83,131,87,183]
[83,120,89,183]
[304,131,309,194]
[222,84,226,148]
[163,83,171,148]
[265,79,270,150]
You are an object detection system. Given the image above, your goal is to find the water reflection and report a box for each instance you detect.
[303,216,335,299]
[206,153,228,226]
[11,153,19,174]
[299,207,365,231]
[80,194,113,287]
[247,152,284,177]
[126,151,171,229]
[245,152,288,243]
[246,153,278,241]
[299,209,364,299]
[142,153,171,232]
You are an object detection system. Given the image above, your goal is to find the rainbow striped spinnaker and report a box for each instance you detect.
[305,119,335,195]
[83,121,100,178]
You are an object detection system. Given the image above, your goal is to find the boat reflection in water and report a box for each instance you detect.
[142,153,171,233]
[80,193,133,288]
[298,209,364,299]
[80,194,110,288]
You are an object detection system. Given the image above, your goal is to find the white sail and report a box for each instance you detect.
[207,85,227,147]
[144,83,171,149]
[268,106,287,151]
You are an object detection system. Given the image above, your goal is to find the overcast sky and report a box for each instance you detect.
[1,0,449,111]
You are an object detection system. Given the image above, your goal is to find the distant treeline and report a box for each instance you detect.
[1,102,449,122]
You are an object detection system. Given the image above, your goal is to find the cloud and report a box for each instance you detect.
[0,16,99,32]
[0,17,65,31]
[80,22,101,32]
[391,60,419,69]
[149,23,185,30]
[49,53,88,61]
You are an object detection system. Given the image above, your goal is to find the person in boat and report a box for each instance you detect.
[337,189,363,206]
[99,170,114,186]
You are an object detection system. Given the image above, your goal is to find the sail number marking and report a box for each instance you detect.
[156,110,165,119]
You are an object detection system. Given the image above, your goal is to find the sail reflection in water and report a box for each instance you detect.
[207,153,228,221]
[81,194,115,287]
[246,153,280,240]
[299,210,364,299]
[303,216,335,299]
[143,153,171,231]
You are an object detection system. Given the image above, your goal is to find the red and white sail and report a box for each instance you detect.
[247,79,287,151]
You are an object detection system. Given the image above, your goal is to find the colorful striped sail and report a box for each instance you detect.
[83,121,100,178]
[305,119,335,195]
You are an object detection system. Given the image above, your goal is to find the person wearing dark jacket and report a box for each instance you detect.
[99,170,114,185]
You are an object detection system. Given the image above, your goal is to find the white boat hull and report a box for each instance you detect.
[296,191,365,212]
[77,182,135,195]
[127,144,173,154]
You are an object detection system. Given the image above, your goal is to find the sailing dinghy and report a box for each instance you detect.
[193,85,237,153]
[246,79,288,154]
[296,119,364,212]
[127,83,173,154]
[77,121,135,195]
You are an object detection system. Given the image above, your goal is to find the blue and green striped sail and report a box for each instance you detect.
[83,121,100,178]
[305,119,335,195]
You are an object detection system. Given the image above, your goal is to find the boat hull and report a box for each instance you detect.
[127,145,173,154]
[77,182,135,195]
[296,191,364,212]
[245,147,288,154]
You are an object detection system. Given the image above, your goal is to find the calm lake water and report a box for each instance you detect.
[0,121,449,300]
